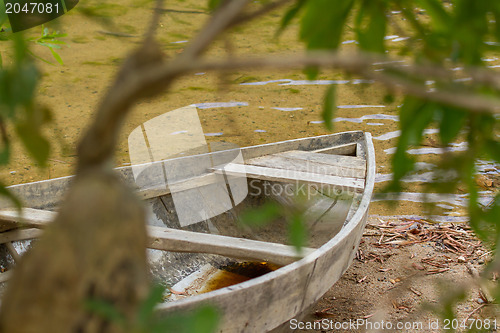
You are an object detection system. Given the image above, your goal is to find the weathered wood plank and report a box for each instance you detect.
[213,163,364,192]
[275,150,365,178]
[0,271,12,283]
[148,226,314,266]
[0,228,42,245]
[0,208,315,265]
[311,142,357,155]
[0,208,57,229]
[136,172,221,200]
[247,154,365,179]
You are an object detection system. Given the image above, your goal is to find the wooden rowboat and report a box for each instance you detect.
[0,130,374,332]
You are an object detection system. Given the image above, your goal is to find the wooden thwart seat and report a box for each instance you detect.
[214,163,364,192]
[247,151,365,179]
[0,208,314,266]
[275,150,366,177]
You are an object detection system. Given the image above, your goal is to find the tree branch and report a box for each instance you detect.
[134,52,500,114]
[144,0,165,42]
[182,0,250,60]
[227,0,292,29]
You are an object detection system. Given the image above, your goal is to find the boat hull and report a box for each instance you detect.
[0,131,375,332]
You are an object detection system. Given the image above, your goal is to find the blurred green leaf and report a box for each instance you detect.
[492,2,500,41]
[0,0,7,27]
[49,48,64,65]
[303,65,319,80]
[84,299,127,328]
[437,106,467,145]
[383,94,394,104]
[239,201,281,228]
[15,107,52,167]
[0,181,21,209]
[453,1,489,65]
[483,193,499,219]
[386,97,436,191]
[417,0,451,33]
[208,0,223,12]
[322,85,335,130]
[300,0,355,50]
[136,284,166,328]
[400,97,434,146]
[153,305,219,333]
[355,0,387,53]
[0,141,10,165]
[276,0,306,37]
[485,139,500,163]
[288,213,307,254]
[185,306,219,333]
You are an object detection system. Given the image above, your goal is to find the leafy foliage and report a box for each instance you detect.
[0,34,52,168]
[275,0,500,321]
[0,7,66,204]
[25,26,67,65]
[321,84,335,130]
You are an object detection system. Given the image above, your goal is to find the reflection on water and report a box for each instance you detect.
[374,192,494,208]
[391,37,410,42]
[337,105,386,109]
[374,128,439,141]
[194,102,248,109]
[308,113,399,125]
[272,107,303,111]
[375,172,440,183]
[280,80,350,86]
[240,78,374,86]
[334,113,398,124]
[352,79,375,84]
[384,142,468,155]
[477,160,500,174]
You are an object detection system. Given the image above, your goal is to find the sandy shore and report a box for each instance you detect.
[297,216,498,332]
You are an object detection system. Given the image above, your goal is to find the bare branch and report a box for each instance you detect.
[133,52,500,114]
[227,0,292,29]
[144,0,165,42]
[182,0,250,60]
